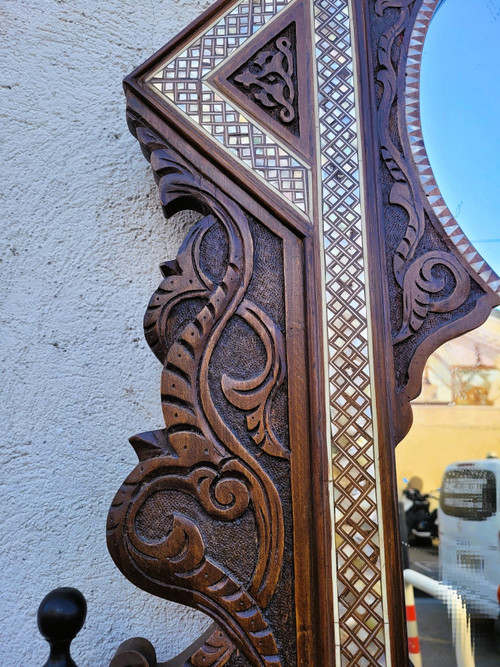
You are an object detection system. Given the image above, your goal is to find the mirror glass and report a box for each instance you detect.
[397,1,500,664]
[420,0,500,273]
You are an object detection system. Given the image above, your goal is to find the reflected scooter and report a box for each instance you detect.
[401,477,439,545]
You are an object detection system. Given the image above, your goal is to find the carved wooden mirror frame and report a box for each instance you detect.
[107,0,500,664]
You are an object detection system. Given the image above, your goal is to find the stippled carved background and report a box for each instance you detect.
[369,0,499,410]
[107,114,301,666]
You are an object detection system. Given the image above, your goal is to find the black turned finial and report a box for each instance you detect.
[37,587,87,667]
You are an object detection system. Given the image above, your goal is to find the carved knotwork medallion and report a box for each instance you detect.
[207,0,316,165]
[229,30,296,125]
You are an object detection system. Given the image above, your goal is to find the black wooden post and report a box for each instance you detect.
[37,587,87,667]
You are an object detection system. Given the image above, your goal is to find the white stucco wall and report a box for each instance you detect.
[1,1,215,663]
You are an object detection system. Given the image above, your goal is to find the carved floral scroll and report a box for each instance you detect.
[109,0,500,664]
[109,117,281,664]
[108,103,328,665]
[366,0,500,435]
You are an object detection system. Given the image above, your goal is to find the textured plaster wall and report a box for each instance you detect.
[1,0,214,663]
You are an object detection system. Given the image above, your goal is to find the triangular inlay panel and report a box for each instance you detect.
[143,0,312,217]
[208,0,316,164]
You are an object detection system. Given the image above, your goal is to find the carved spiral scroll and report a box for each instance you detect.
[393,250,470,344]
[107,113,289,665]
[223,300,288,460]
[375,0,472,346]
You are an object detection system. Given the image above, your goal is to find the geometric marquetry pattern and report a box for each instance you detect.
[144,0,392,661]
[406,0,500,294]
[147,0,309,214]
[314,0,388,663]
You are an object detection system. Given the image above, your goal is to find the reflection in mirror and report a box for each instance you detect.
[397,312,500,664]
[420,0,500,272]
[397,0,500,663]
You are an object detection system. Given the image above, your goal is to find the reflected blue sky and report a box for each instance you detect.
[420,0,500,273]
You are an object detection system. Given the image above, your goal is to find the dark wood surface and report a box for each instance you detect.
[37,588,87,667]
[350,1,500,663]
[107,108,331,665]
[108,0,500,664]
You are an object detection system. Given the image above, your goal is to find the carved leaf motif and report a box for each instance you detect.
[109,114,288,664]
[188,628,234,666]
[393,251,471,344]
[129,429,171,461]
[222,300,288,460]
[375,1,462,341]
[390,182,426,286]
[375,0,413,15]
[376,3,427,283]
[144,216,215,363]
[111,508,281,665]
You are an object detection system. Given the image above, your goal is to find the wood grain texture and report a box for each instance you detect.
[108,106,330,665]
[109,1,500,664]
[367,0,500,438]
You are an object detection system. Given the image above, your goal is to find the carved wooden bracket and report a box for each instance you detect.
[108,0,500,664]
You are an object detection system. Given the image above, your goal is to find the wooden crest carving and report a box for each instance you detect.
[230,32,296,123]
[109,0,500,664]
[108,107,329,665]
[365,0,500,439]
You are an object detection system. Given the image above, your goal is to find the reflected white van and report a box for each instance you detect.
[439,459,500,620]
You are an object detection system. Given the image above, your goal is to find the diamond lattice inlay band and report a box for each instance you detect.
[315,0,388,663]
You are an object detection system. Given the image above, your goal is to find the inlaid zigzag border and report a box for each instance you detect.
[405,0,500,294]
